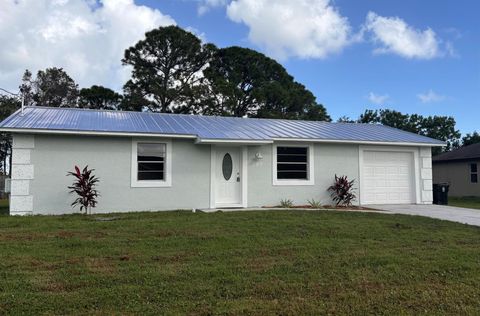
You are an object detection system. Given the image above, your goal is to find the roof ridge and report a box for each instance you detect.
[24,106,359,126]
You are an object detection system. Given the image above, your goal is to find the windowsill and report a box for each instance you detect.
[131,180,172,188]
[273,179,314,186]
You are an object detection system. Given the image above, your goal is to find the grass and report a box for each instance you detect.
[0,198,8,215]
[1,210,480,315]
[449,196,480,210]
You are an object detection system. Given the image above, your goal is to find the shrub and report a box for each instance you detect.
[279,199,294,208]
[67,165,99,214]
[327,175,356,207]
[308,199,322,209]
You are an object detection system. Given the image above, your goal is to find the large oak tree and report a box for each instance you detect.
[203,46,330,120]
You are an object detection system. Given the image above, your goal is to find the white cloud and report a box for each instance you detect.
[364,12,441,59]
[0,0,175,92]
[417,89,446,103]
[197,0,227,16]
[226,0,356,60]
[367,92,389,105]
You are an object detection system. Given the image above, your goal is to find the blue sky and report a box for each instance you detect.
[141,0,479,134]
[0,0,478,134]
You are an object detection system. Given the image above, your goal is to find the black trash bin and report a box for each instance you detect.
[433,183,449,205]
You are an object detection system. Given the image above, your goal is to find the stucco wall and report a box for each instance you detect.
[28,134,211,214]
[433,160,480,197]
[247,143,360,207]
[10,133,434,214]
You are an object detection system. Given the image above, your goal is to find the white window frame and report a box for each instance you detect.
[272,143,314,186]
[131,139,172,187]
[470,163,478,183]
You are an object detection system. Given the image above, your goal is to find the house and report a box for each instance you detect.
[0,107,444,215]
[432,143,480,197]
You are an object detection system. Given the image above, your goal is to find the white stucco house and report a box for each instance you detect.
[0,107,444,215]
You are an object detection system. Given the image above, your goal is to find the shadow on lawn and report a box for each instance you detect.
[0,198,9,215]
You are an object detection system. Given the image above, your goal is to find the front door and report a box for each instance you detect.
[215,147,242,207]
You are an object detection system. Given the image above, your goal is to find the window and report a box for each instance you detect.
[137,143,165,180]
[222,153,233,180]
[471,163,478,183]
[277,147,308,179]
[131,140,172,187]
[273,144,314,186]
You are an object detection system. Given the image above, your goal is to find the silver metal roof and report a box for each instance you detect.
[0,107,444,145]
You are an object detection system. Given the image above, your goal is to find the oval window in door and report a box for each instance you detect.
[222,153,233,180]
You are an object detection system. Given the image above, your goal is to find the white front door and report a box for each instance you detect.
[215,146,242,207]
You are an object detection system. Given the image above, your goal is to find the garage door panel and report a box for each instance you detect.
[364,166,375,176]
[386,167,398,175]
[376,168,387,176]
[362,150,415,204]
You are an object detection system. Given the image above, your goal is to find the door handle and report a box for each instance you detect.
[236,172,240,182]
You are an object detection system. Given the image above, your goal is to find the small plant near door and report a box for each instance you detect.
[328,175,356,207]
[307,199,323,209]
[279,199,294,208]
[67,165,99,214]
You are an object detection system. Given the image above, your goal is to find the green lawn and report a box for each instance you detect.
[1,210,480,315]
[449,196,480,210]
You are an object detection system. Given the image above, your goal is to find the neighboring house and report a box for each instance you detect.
[0,107,443,215]
[432,143,480,197]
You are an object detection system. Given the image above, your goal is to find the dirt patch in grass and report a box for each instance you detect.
[151,251,199,264]
[31,274,68,293]
[0,232,48,242]
[0,230,108,242]
[85,257,118,274]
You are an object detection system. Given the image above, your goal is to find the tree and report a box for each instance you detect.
[122,26,330,120]
[461,131,480,147]
[0,95,21,175]
[204,46,330,121]
[33,67,79,107]
[79,85,123,110]
[204,46,290,117]
[19,69,34,106]
[420,115,460,152]
[301,103,331,121]
[122,25,216,113]
[356,109,460,155]
[359,109,414,131]
[337,116,355,123]
[257,81,330,121]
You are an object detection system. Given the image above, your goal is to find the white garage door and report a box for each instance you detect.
[361,151,415,204]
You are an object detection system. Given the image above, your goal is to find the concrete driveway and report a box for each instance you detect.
[368,204,480,226]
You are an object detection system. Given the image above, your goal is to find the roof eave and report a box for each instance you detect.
[0,128,445,147]
[195,138,273,145]
[0,127,198,139]
[271,137,445,147]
